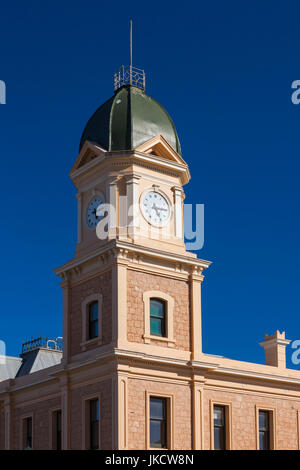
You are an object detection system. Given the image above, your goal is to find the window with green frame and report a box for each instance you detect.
[150,299,166,337]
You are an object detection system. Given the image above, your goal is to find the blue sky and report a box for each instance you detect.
[1,0,300,368]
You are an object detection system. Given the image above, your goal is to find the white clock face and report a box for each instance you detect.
[141,191,170,226]
[86,196,104,229]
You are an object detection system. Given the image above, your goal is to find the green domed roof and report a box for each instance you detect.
[79,85,181,155]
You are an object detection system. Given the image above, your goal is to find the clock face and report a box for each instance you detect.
[86,196,104,229]
[141,191,170,226]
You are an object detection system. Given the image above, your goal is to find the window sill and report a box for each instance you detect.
[148,447,169,451]
[143,334,175,348]
[80,337,102,351]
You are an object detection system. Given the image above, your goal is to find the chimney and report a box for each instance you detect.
[259,331,291,368]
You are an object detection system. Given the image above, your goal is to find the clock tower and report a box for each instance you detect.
[54,66,210,449]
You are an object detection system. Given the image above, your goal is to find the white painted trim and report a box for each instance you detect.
[143,291,175,347]
[81,294,103,348]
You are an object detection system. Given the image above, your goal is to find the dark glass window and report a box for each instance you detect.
[88,301,98,340]
[90,398,100,450]
[213,406,226,450]
[55,410,62,450]
[24,417,32,449]
[150,299,166,337]
[150,397,167,448]
[259,410,270,450]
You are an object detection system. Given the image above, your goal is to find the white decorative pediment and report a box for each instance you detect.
[135,135,188,166]
[70,141,107,175]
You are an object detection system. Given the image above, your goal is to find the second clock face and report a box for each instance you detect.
[87,196,104,229]
[141,191,170,226]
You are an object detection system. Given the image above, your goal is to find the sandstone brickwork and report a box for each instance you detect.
[127,269,190,351]
[128,377,192,450]
[70,270,112,357]
[69,379,113,450]
[12,396,61,450]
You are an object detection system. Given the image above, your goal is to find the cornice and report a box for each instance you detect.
[70,149,190,186]
[213,366,300,386]
[53,239,211,281]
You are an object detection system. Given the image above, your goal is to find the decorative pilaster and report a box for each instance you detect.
[172,186,183,239]
[4,393,12,450]
[112,255,128,349]
[118,374,128,450]
[61,279,71,365]
[189,271,204,359]
[60,376,70,450]
[125,174,141,240]
[192,381,204,450]
[76,192,82,244]
[106,178,118,240]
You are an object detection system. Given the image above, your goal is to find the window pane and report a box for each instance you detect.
[259,411,269,431]
[89,320,98,339]
[214,406,224,426]
[91,423,99,450]
[214,427,225,450]
[25,417,32,449]
[56,410,62,450]
[89,301,98,321]
[150,397,167,449]
[88,302,98,339]
[259,411,270,450]
[150,397,165,419]
[150,299,164,319]
[150,317,163,336]
[90,399,99,450]
[90,399,99,421]
[213,405,226,450]
[150,420,162,448]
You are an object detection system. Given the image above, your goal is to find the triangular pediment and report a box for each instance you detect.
[135,135,188,166]
[70,140,107,175]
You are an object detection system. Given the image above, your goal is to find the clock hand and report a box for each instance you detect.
[152,203,167,214]
[151,203,161,215]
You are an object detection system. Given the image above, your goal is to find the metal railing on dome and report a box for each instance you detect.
[22,336,63,354]
[114,65,145,91]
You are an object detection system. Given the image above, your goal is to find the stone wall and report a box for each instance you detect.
[203,388,300,450]
[70,270,112,357]
[70,379,113,450]
[127,377,192,450]
[127,270,191,351]
[12,396,61,450]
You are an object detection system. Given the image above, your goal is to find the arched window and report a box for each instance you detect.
[150,299,166,337]
[143,291,175,347]
[88,301,98,340]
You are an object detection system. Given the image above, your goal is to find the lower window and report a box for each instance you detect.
[213,405,226,450]
[52,410,62,450]
[23,417,33,450]
[259,410,271,450]
[89,398,100,450]
[150,397,167,449]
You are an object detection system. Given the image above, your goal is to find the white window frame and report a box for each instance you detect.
[143,291,175,347]
[81,293,103,350]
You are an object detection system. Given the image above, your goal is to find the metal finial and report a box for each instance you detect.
[130,20,133,73]
[114,20,145,91]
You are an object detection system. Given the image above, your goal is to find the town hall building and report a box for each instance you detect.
[1,65,300,450]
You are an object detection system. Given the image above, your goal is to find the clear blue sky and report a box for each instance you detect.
[1,0,300,368]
